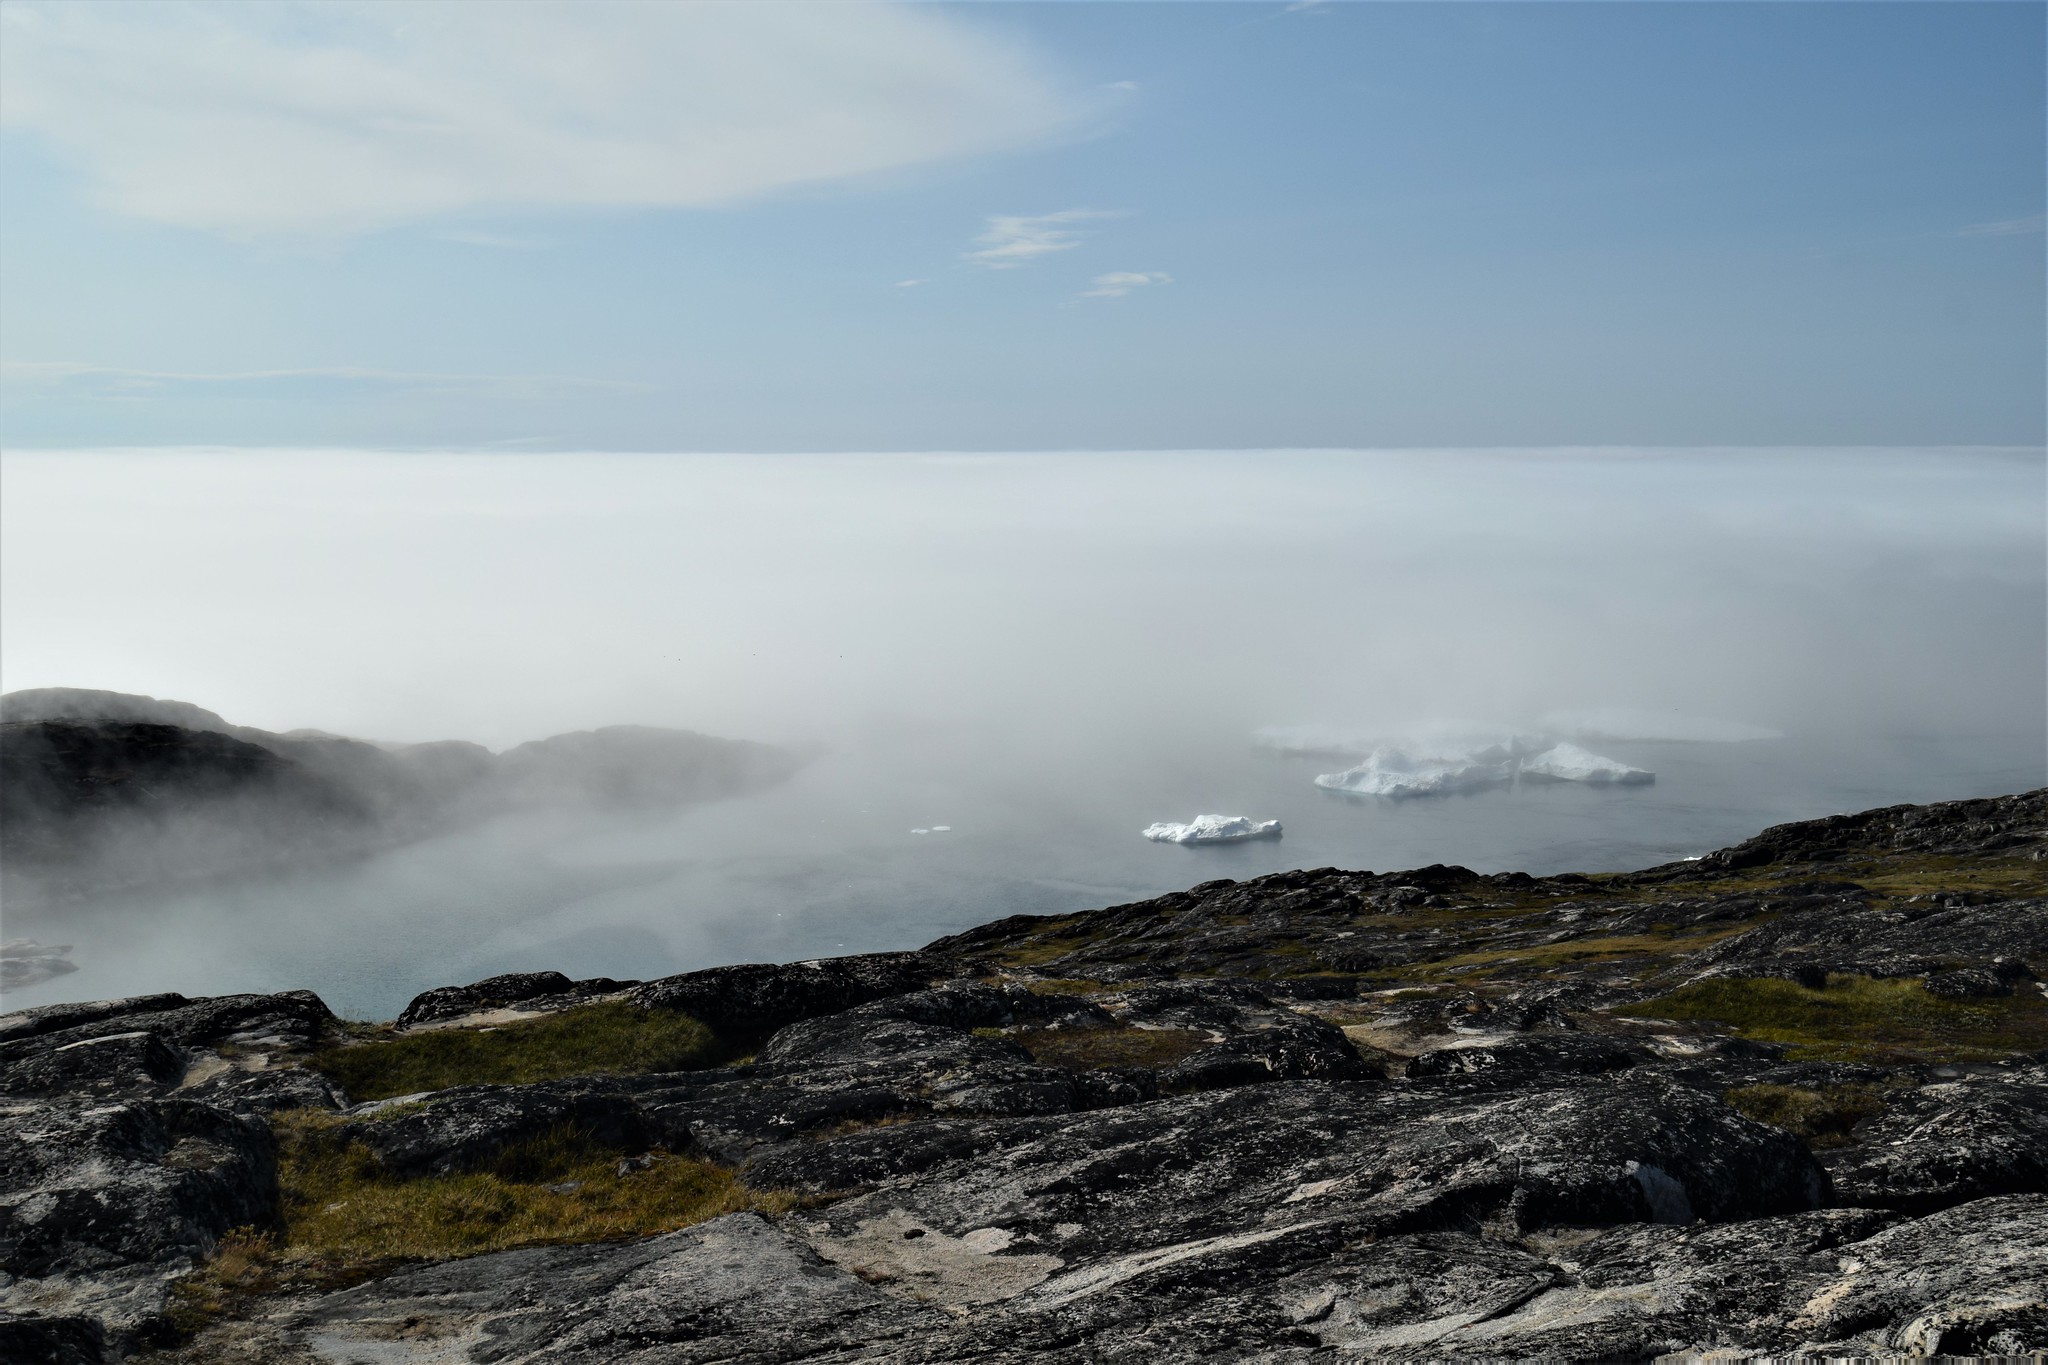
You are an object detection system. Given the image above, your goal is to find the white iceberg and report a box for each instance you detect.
[1313,747,1518,797]
[1143,814,1283,845]
[1311,739,1654,797]
[1516,741,1653,785]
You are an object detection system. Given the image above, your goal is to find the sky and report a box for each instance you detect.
[1,0,2042,452]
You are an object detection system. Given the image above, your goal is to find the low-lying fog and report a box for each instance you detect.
[3,447,2043,1017]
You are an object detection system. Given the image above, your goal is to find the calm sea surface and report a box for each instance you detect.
[3,447,2041,1017]
[4,724,2039,1019]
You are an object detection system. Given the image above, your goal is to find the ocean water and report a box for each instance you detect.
[2,447,2042,1018]
[4,723,2040,1020]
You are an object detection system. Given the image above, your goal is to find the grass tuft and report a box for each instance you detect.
[272,1113,785,1263]
[1617,973,2048,1063]
[306,1003,717,1101]
[1724,1083,1886,1147]
[161,1114,791,1342]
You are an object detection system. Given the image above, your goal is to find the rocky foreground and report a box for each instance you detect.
[3,791,2046,1363]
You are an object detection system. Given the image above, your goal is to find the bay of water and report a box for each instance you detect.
[4,723,2039,1020]
[2,447,2041,1018]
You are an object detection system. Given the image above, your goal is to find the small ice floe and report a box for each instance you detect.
[1,940,78,990]
[911,828,929,835]
[1143,814,1283,845]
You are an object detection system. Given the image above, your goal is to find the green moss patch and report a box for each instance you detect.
[1724,1083,1887,1147]
[1617,974,2048,1063]
[307,1003,718,1101]
[1013,1025,1211,1071]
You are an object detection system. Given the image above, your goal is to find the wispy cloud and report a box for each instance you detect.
[1080,271,1172,300]
[894,279,927,288]
[966,209,1121,268]
[0,362,647,400]
[0,1,1090,237]
[436,231,551,250]
[1957,215,2046,238]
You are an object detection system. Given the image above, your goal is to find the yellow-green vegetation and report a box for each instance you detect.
[163,1114,789,1341]
[1021,977,1116,995]
[991,918,1102,967]
[307,1003,717,1101]
[1724,1083,1887,1148]
[1618,973,2048,1063]
[1013,1025,1211,1070]
[271,1113,786,1263]
[1410,923,1763,982]
[1646,854,2046,903]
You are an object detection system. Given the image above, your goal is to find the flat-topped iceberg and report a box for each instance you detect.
[1313,747,1517,797]
[1517,741,1653,785]
[1143,814,1283,845]
[1308,737,1654,798]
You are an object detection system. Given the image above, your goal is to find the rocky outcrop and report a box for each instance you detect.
[0,1098,279,1358]
[3,789,2045,1360]
[1640,788,2048,875]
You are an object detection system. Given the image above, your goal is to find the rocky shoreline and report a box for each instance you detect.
[3,790,2045,1362]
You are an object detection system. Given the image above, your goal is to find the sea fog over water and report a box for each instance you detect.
[2,447,2042,1018]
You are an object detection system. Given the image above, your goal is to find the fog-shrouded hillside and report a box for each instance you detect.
[0,689,807,906]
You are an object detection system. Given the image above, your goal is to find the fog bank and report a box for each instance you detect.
[2,447,2042,1015]
[3,448,2041,752]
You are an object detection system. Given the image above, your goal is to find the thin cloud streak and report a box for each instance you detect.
[0,362,649,400]
[965,209,1122,268]
[1956,215,2046,237]
[436,231,552,250]
[1081,270,1172,299]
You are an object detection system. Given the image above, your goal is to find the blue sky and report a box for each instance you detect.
[0,0,2041,451]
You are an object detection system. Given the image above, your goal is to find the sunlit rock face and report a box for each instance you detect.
[2,789,2045,1361]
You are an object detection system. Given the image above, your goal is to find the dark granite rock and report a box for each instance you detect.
[625,954,945,1041]
[331,1082,651,1177]
[0,1098,279,1279]
[0,1032,187,1101]
[1406,1031,1657,1079]
[394,970,580,1028]
[0,992,335,1067]
[1823,1063,2048,1214]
